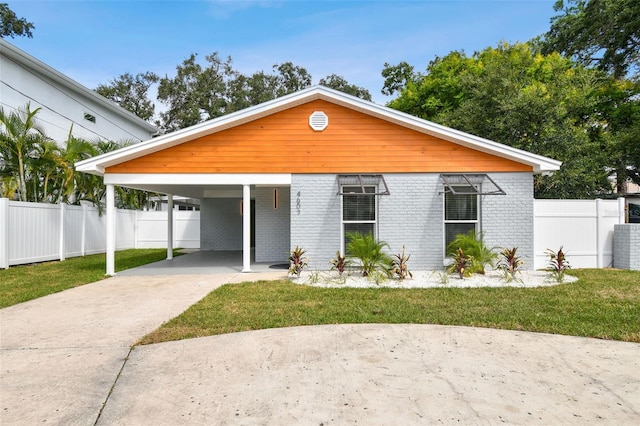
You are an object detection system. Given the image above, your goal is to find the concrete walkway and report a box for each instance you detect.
[2,271,640,425]
[0,271,285,425]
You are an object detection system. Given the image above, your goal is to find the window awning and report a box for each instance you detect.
[440,174,506,195]
[337,174,390,195]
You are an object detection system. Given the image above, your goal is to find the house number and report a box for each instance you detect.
[296,191,301,215]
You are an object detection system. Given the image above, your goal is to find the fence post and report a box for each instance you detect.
[0,198,9,269]
[134,210,139,249]
[59,203,66,261]
[618,197,626,224]
[81,204,87,256]
[596,198,604,268]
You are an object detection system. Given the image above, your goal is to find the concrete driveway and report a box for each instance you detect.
[2,271,640,425]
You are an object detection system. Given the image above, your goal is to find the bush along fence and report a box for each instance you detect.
[0,199,199,269]
[1,197,636,270]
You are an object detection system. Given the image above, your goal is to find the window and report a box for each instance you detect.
[342,185,376,251]
[444,185,479,250]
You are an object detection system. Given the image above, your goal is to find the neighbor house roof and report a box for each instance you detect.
[76,85,561,175]
[0,39,157,134]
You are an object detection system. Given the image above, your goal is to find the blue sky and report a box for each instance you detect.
[7,0,558,104]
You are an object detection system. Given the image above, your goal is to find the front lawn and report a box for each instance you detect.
[139,268,640,344]
[0,249,181,308]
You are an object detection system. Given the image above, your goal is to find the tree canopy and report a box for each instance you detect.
[95,72,159,122]
[543,0,640,80]
[385,42,640,198]
[0,3,34,38]
[98,53,371,132]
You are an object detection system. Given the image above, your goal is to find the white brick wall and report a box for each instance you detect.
[481,173,535,270]
[255,187,290,262]
[614,224,640,270]
[291,172,535,271]
[378,174,443,269]
[290,175,342,270]
[200,198,242,250]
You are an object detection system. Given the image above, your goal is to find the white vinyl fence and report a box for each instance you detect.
[0,199,200,269]
[136,210,200,249]
[0,197,629,270]
[533,198,626,269]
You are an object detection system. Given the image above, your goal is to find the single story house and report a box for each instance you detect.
[76,86,561,275]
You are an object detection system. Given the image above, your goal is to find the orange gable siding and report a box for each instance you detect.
[106,100,532,174]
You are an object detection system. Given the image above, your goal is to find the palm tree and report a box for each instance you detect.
[31,139,63,202]
[0,104,48,201]
[58,129,97,204]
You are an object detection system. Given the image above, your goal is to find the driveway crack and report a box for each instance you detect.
[94,345,134,425]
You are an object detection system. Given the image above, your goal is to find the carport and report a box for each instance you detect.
[96,174,289,276]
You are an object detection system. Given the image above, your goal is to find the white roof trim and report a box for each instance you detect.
[0,39,157,133]
[76,85,561,175]
[104,173,292,186]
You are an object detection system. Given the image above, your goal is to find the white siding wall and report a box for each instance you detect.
[0,41,155,144]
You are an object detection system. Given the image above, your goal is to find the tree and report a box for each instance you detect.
[543,0,640,79]
[0,3,34,38]
[95,72,159,122]
[156,53,237,132]
[381,61,420,96]
[318,74,372,100]
[0,104,48,201]
[591,78,640,192]
[387,43,616,198]
[272,62,312,96]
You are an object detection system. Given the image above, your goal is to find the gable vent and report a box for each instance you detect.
[309,111,328,131]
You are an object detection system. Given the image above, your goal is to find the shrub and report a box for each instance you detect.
[446,230,496,274]
[346,232,392,278]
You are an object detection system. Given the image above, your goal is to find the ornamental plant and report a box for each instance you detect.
[446,230,497,275]
[497,247,525,283]
[329,251,351,276]
[546,246,571,283]
[345,232,392,278]
[446,247,473,279]
[390,246,413,280]
[288,246,308,278]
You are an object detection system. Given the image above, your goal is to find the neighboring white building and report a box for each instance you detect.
[0,39,157,143]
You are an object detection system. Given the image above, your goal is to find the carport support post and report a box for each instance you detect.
[106,184,116,276]
[242,184,251,272]
[167,194,174,260]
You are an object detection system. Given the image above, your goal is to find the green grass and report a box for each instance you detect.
[0,249,181,308]
[139,269,640,345]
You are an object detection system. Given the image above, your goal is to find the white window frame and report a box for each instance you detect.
[443,184,480,253]
[340,184,378,254]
